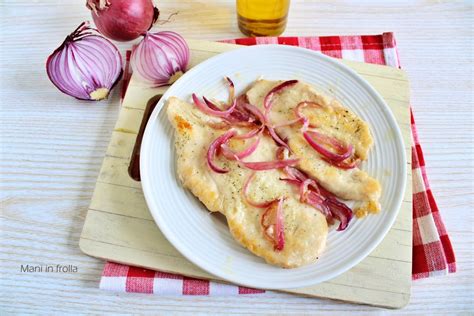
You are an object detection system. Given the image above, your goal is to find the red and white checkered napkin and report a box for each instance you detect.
[100,33,456,295]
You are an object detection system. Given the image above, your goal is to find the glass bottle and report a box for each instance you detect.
[237,0,290,37]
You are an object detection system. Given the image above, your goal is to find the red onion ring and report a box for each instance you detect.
[280,166,353,230]
[295,101,323,127]
[303,131,354,163]
[242,102,266,124]
[204,97,252,124]
[306,191,331,218]
[267,126,290,150]
[225,76,235,105]
[242,172,277,208]
[263,80,298,110]
[193,94,236,118]
[325,197,353,231]
[220,135,261,160]
[234,126,264,140]
[299,178,320,202]
[261,197,285,251]
[207,130,236,173]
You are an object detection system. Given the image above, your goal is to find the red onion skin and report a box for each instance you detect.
[88,0,158,42]
[207,130,237,173]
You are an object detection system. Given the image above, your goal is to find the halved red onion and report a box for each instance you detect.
[193,94,236,117]
[261,198,285,251]
[295,101,323,127]
[131,31,189,86]
[238,158,299,171]
[207,130,236,173]
[264,80,298,110]
[303,131,354,163]
[46,22,123,101]
[242,172,277,208]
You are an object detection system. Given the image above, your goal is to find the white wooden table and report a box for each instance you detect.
[1,0,472,314]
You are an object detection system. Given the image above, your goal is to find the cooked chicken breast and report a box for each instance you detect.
[166,96,328,268]
[246,80,381,213]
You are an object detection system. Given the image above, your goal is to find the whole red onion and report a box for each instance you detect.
[86,0,159,42]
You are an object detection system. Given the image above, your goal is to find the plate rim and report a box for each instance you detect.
[140,44,407,289]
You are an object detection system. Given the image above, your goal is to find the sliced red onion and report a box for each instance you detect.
[295,101,323,127]
[228,94,254,123]
[284,166,308,182]
[131,31,189,87]
[238,158,299,171]
[325,197,353,231]
[234,126,264,140]
[193,94,236,117]
[207,130,236,173]
[261,198,285,251]
[203,97,222,111]
[264,80,298,110]
[242,102,266,124]
[225,76,235,105]
[275,146,287,161]
[220,135,261,160]
[267,126,290,150]
[46,22,123,101]
[242,172,276,208]
[299,178,320,202]
[273,198,285,251]
[303,131,354,163]
[306,191,331,218]
[204,96,251,124]
[280,166,353,230]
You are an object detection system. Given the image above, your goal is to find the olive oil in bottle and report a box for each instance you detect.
[237,0,290,37]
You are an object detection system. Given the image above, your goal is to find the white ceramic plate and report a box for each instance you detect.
[140,45,406,289]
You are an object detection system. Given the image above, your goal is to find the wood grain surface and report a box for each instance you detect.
[1,0,472,314]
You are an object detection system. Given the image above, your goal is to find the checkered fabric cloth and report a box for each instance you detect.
[100,33,456,295]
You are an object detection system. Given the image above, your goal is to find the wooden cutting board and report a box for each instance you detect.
[79,40,412,309]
